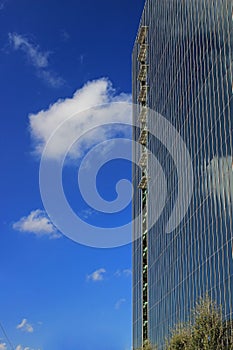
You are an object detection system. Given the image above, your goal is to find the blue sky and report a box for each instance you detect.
[0,1,145,349]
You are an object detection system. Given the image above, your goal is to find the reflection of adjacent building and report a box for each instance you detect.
[132,1,233,349]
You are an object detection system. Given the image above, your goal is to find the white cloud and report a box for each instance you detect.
[13,210,61,239]
[87,268,106,282]
[16,346,40,350]
[8,32,64,88]
[60,30,70,42]
[28,78,131,159]
[8,33,49,68]
[115,298,126,310]
[79,54,85,64]
[38,70,64,88]
[0,0,7,10]
[16,319,34,333]
[79,208,96,219]
[204,156,233,207]
[123,269,132,276]
[0,343,7,350]
[114,269,132,277]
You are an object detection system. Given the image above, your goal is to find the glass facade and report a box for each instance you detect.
[132,1,233,349]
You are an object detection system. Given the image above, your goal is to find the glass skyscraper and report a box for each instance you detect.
[132,1,232,349]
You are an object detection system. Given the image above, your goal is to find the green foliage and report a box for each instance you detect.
[190,296,224,349]
[136,339,156,350]
[165,323,191,350]
[143,339,154,350]
[166,296,233,350]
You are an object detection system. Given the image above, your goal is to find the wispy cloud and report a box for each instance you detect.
[115,298,126,310]
[38,70,64,88]
[114,269,132,277]
[8,33,49,68]
[8,32,64,88]
[79,54,85,64]
[79,208,97,219]
[0,0,7,10]
[16,345,41,350]
[60,30,70,42]
[0,343,7,350]
[13,209,61,239]
[28,78,131,159]
[86,268,106,282]
[16,319,34,333]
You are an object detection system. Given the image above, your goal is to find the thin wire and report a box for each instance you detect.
[0,321,15,350]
